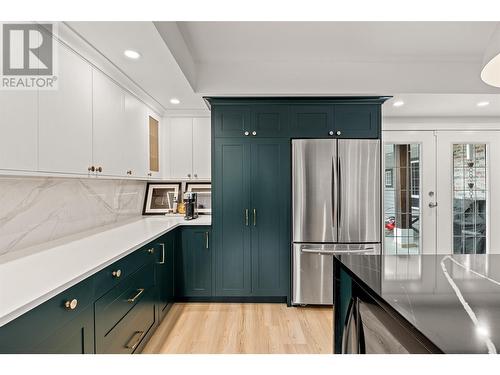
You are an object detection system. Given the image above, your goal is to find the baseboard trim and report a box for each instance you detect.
[175,296,288,303]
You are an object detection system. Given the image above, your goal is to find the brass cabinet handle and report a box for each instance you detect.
[125,330,145,350]
[253,208,257,226]
[64,298,78,310]
[205,232,209,249]
[112,269,122,278]
[245,209,249,226]
[158,243,165,264]
[127,288,145,303]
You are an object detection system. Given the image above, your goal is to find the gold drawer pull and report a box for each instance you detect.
[127,288,145,303]
[64,298,78,310]
[112,269,122,278]
[125,330,145,350]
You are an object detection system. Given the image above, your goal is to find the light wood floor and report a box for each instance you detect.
[142,303,333,354]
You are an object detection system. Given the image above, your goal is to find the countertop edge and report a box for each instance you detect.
[0,216,211,327]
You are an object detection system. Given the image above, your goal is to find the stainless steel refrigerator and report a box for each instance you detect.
[292,139,381,305]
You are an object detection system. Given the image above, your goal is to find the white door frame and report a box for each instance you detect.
[436,131,500,254]
[382,131,437,254]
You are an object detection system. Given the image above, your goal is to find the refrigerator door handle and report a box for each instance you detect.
[338,155,342,226]
[301,247,376,255]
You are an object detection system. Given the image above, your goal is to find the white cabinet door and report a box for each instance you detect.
[38,44,92,174]
[92,70,126,177]
[169,118,193,179]
[123,93,148,178]
[147,111,162,179]
[0,90,38,171]
[192,117,211,179]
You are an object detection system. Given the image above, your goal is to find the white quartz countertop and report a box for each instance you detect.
[0,215,211,327]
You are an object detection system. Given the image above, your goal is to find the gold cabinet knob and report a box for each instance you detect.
[112,269,122,278]
[64,299,78,310]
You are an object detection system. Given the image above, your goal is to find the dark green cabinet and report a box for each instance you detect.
[290,104,334,138]
[334,104,380,138]
[250,139,290,296]
[0,277,95,354]
[156,233,174,320]
[214,106,252,137]
[213,139,252,296]
[213,137,290,298]
[252,105,289,137]
[176,226,213,297]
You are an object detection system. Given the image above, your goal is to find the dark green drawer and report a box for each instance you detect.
[94,245,157,298]
[96,287,157,354]
[0,276,95,353]
[94,262,155,346]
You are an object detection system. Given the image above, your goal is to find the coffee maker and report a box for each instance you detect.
[183,192,198,220]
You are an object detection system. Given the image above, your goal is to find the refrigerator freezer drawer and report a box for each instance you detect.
[292,243,380,306]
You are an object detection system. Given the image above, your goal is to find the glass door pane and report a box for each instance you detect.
[452,144,487,254]
[384,144,421,255]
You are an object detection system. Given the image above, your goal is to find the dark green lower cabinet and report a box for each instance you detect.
[0,277,95,354]
[176,226,213,297]
[156,232,175,320]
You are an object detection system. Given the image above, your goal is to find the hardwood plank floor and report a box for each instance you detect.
[142,303,333,354]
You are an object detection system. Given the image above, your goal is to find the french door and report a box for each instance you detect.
[383,130,500,255]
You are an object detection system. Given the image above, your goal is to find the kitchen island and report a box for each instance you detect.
[334,253,500,354]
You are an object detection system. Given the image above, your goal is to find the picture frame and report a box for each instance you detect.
[185,182,212,214]
[143,183,181,215]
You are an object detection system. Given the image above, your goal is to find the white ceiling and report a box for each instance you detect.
[66,21,500,118]
[66,21,206,112]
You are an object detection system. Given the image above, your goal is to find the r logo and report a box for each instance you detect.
[2,23,53,76]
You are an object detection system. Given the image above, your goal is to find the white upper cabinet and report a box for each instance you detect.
[38,43,93,174]
[0,90,38,171]
[169,118,194,179]
[192,117,211,179]
[163,117,211,180]
[123,93,148,178]
[92,69,126,177]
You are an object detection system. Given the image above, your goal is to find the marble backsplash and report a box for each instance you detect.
[0,177,146,256]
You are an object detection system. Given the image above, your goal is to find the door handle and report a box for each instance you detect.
[338,156,342,222]
[245,209,249,226]
[253,208,257,226]
[125,330,145,350]
[429,202,438,208]
[127,288,145,303]
[205,231,209,249]
[301,248,375,255]
[158,243,165,264]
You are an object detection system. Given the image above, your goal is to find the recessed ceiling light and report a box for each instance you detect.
[170,98,180,105]
[477,101,490,107]
[393,100,405,107]
[124,50,141,59]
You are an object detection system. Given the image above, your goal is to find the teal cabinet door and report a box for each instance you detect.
[214,106,252,137]
[250,139,290,296]
[214,138,252,296]
[0,277,95,354]
[252,105,289,137]
[333,104,380,138]
[290,104,334,138]
[177,226,212,297]
[156,232,175,319]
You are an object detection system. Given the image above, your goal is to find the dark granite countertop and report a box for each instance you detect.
[335,254,500,354]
